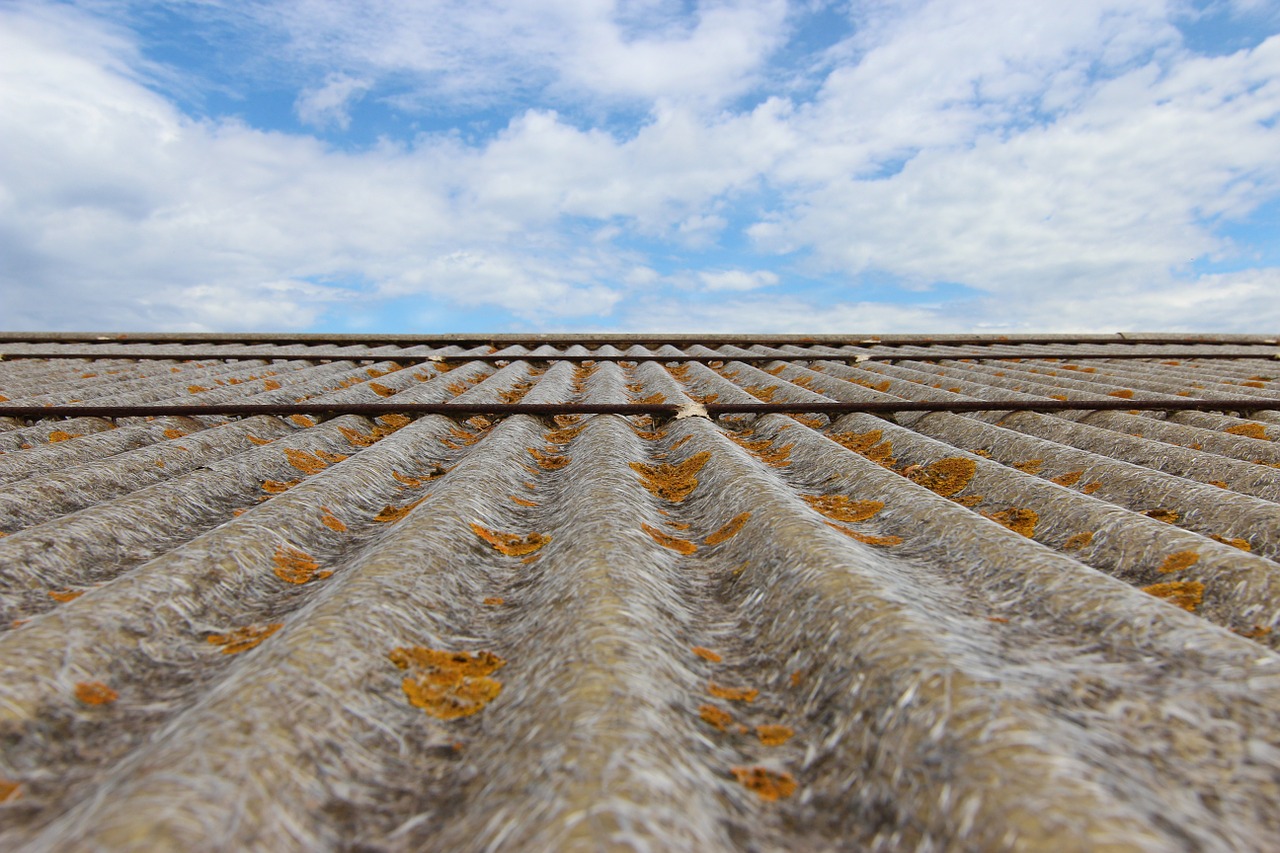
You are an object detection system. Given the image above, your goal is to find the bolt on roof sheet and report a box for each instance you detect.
[1,333,1279,850]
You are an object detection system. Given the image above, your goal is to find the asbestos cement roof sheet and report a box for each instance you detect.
[1,333,1280,850]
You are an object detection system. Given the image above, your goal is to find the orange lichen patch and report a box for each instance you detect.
[824,522,904,547]
[206,623,283,655]
[499,382,534,403]
[273,545,331,584]
[445,381,468,395]
[987,616,1010,623]
[545,424,586,444]
[1209,534,1252,551]
[162,428,188,440]
[392,470,423,488]
[442,426,483,449]
[789,671,803,688]
[47,430,81,443]
[257,378,281,392]
[47,588,85,603]
[528,447,570,470]
[509,495,539,507]
[314,450,348,465]
[470,523,551,557]
[377,413,412,431]
[75,681,119,705]
[320,507,348,532]
[1225,423,1270,440]
[790,413,826,429]
[1141,580,1205,612]
[0,779,20,803]
[756,725,795,746]
[261,478,301,496]
[951,495,983,507]
[802,494,884,523]
[1235,625,1272,640]
[245,434,275,447]
[665,519,692,531]
[642,522,698,555]
[1081,482,1103,495]
[732,766,797,801]
[692,646,723,663]
[829,429,883,454]
[1063,531,1094,550]
[744,385,779,402]
[1051,470,1083,487]
[1143,508,1180,524]
[635,392,666,404]
[1208,480,1228,488]
[1108,389,1135,399]
[484,596,505,606]
[906,457,977,497]
[708,682,758,703]
[289,414,317,428]
[1159,551,1199,574]
[553,414,583,428]
[753,442,793,467]
[1242,381,1266,389]
[630,451,711,502]
[284,448,329,475]
[368,382,396,398]
[374,497,429,523]
[1012,459,1043,475]
[0,395,7,402]
[389,647,505,721]
[984,508,1038,538]
[187,385,209,394]
[705,512,752,545]
[699,704,734,732]
[366,364,401,379]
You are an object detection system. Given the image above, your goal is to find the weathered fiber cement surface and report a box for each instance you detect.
[1,335,1279,851]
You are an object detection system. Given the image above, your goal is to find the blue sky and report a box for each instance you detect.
[1,0,1279,333]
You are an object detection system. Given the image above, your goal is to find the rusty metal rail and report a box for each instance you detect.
[2,398,1278,420]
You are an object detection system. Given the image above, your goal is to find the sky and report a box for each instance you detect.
[1,0,1279,334]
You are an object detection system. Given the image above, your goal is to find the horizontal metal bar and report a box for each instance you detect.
[1,349,1277,365]
[2,398,1277,421]
[0,331,1276,347]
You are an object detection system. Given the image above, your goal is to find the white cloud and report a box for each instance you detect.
[294,73,371,129]
[697,269,779,292]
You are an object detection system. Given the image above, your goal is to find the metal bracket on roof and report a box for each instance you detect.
[674,401,710,420]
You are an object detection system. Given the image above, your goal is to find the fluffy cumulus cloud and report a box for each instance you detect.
[0,0,1278,332]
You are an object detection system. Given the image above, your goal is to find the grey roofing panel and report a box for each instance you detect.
[1,334,1279,851]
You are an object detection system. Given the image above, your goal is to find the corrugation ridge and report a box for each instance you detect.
[0,416,206,486]
[1076,410,1280,465]
[0,414,465,847]
[16,359,287,407]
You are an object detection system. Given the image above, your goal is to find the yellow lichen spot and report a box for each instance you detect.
[247,434,274,446]
[545,424,586,444]
[1209,534,1252,551]
[1063,531,1094,550]
[48,430,81,443]
[1081,482,1104,495]
[483,596,505,606]
[690,392,719,405]
[509,495,538,507]
[1143,508,1179,524]
[290,414,316,428]
[470,523,551,557]
[377,413,411,431]
[951,495,983,507]
[985,508,1038,538]
[630,451,711,502]
[635,392,666,404]
[389,647,505,720]
[1012,459,1043,475]
[708,681,758,703]
[745,385,779,402]
[0,779,20,803]
[1159,551,1199,574]
[74,681,118,705]
[1208,480,1228,488]
[554,414,582,427]
[705,512,751,546]
[272,544,331,584]
[1141,580,1205,612]
[823,522,904,546]
[1225,423,1270,440]
[756,725,795,746]
[261,478,301,495]
[187,385,209,394]
[802,494,884,523]
[699,704,733,731]
[47,588,84,603]
[1108,389,1135,399]
[206,623,283,655]
[320,507,347,532]
[754,442,793,467]
[789,671,803,687]
[829,429,882,454]
[1051,470,1083,487]
[906,457,977,497]
[731,766,797,801]
[692,646,722,663]
[374,497,428,523]
[315,450,348,464]
[529,447,570,470]
[284,448,329,474]
[642,522,698,555]
[163,428,187,439]
[392,470,423,488]
[261,379,282,391]
[369,382,396,398]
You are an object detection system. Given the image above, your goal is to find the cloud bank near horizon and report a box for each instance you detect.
[1,0,1278,333]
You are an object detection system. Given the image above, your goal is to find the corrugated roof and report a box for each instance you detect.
[1,333,1279,851]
